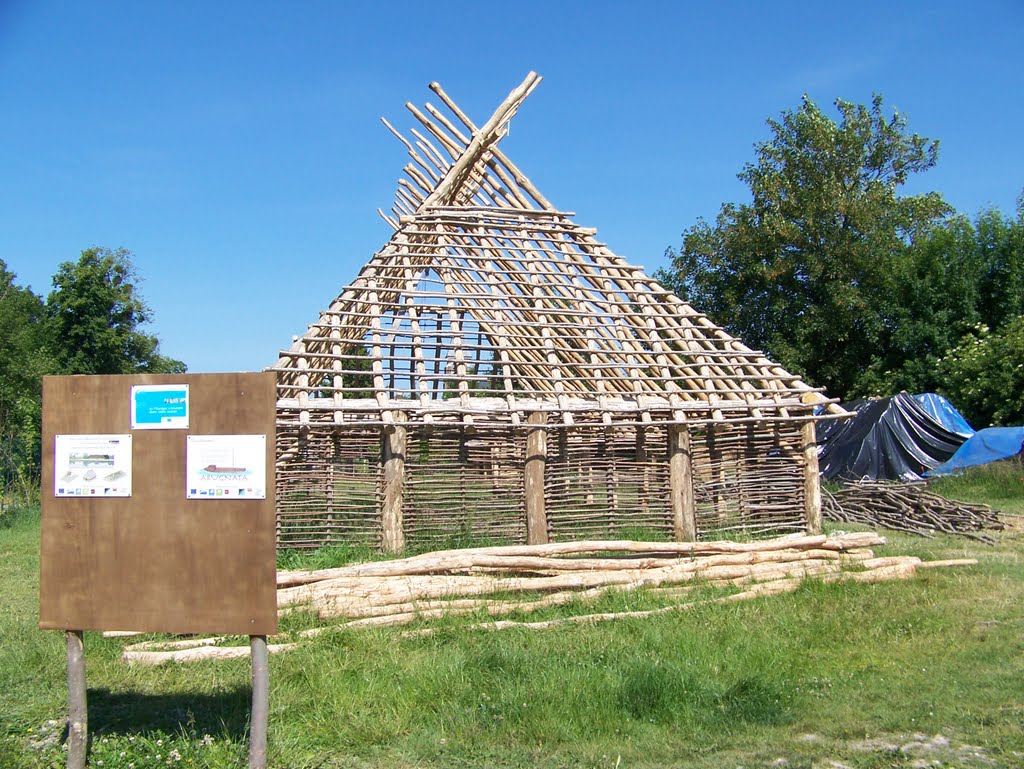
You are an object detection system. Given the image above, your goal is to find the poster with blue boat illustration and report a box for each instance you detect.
[185,434,266,499]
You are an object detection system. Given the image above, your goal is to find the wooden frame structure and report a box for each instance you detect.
[271,72,844,551]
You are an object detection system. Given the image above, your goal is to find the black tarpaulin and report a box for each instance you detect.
[817,392,968,481]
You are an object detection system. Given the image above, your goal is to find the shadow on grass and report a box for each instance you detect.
[87,686,252,739]
[617,659,793,728]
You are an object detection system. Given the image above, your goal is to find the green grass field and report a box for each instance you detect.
[2,463,1022,768]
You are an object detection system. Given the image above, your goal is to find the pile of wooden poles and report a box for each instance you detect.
[822,481,1003,543]
[122,532,975,665]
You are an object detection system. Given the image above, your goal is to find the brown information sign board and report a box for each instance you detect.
[40,373,278,635]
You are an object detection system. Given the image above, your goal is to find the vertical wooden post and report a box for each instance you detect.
[325,460,335,521]
[603,429,619,513]
[326,436,337,540]
[490,444,500,493]
[606,463,620,511]
[669,425,697,542]
[525,412,549,545]
[557,427,569,501]
[66,630,87,769]
[458,426,469,509]
[381,413,407,554]
[707,425,728,521]
[737,424,756,523]
[802,420,823,534]
[249,635,269,769]
[636,426,650,516]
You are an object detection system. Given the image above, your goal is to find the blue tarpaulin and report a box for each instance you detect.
[926,427,1024,476]
[912,393,975,437]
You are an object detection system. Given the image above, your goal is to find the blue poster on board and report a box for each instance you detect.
[131,384,190,429]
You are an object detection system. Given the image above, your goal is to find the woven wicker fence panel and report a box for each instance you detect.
[546,425,673,541]
[404,426,526,547]
[276,426,382,549]
[691,424,805,537]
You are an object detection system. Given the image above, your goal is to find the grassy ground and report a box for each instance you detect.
[1,464,1022,769]
[930,459,1024,516]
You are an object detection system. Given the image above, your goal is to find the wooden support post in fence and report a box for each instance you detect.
[636,426,650,516]
[669,425,697,542]
[66,630,87,769]
[739,424,756,514]
[801,419,822,534]
[706,425,721,520]
[603,429,619,513]
[525,412,549,545]
[326,436,337,536]
[557,427,569,502]
[607,463,620,511]
[381,412,407,553]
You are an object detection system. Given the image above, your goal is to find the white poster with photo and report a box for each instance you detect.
[186,434,267,500]
[54,434,133,497]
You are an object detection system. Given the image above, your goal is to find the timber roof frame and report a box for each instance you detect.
[271,72,844,429]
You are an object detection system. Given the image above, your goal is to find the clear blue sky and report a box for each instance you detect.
[2,1,1021,373]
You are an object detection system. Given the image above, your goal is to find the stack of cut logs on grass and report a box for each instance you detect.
[122,532,975,665]
[823,481,1003,543]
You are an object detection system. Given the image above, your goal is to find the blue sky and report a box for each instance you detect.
[1,1,1021,373]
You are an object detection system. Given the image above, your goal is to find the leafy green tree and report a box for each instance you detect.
[974,195,1024,331]
[657,94,950,400]
[854,213,985,395]
[938,316,1024,427]
[856,199,1024,396]
[0,261,53,496]
[47,247,185,375]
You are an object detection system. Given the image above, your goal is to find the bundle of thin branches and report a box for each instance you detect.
[822,480,1003,543]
